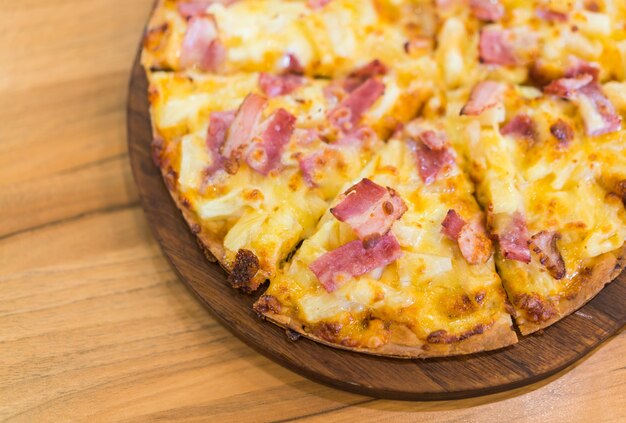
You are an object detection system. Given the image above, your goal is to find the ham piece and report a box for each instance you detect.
[407,128,455,185]
[307,0,332,10]
[205,110,236,176]
[331,178,407,245]
[177,1,238,19]
[221,93,267,165]
[258,73,304,98]
[544,60,621,136]
[343,60,388,92]
[460,81,505,116]
[575,82,622,136]
[298,150,324,187]
[280,53,305,74]
[479,27,517,65]
[550,119,574,146]
[418,130,446,151]
[309,234,403,292]
[528,231,566,279]
[245,108,296,175]
[458,220,493,264]
[496,212,531,263]
[470,0,504,21]
[328,78,385,132]
[500,114,537,142]
[179,16,226,71]
[441,209,466,240]
[441,210,493,264]
[565,56,600,80]
[535,7,568,22]
[211,94,295,175]
[178,1,211,18]
[543,74,594,98]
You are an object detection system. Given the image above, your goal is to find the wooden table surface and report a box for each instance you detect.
[1,1,624,421]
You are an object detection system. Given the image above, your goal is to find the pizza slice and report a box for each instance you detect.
[142,0,437,77]
[147,64,434,291]
[255,121,517,357]
[448,74,626,334]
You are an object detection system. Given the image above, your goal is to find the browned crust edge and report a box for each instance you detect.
[140,0,169,70]
[258,312,518,359]
[516,244,626,335]
[158,160,228,268]
[151,137,274,291]
[144,73,276,291]
[143,62,229,275]
[145,0,166,31]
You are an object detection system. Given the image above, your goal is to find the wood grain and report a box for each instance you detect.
[1,0,625,420]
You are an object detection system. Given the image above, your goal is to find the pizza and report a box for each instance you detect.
[142,0,626,357]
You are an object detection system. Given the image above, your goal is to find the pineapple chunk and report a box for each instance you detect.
[223,209,267,252]
[178,134,209,192]
[397,252,453,287]
[159,94,211,130]
[196,189,248,220]
[437,18,467,88]
[573,11,611,37]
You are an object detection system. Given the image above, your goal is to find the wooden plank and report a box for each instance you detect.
[0,155,137,239]
[298,335,626,423]
[0,208,365,422]
[0,73,131,188]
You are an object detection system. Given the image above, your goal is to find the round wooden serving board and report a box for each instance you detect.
[127,50,625,400]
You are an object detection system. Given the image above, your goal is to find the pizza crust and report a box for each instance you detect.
[516,244,626,335]
[141,0,172,71]
[159,166,282,291]
[259,311,518,359]
[154,152,227,266]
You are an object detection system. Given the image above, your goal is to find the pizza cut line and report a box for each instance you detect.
[142,0,626,357]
